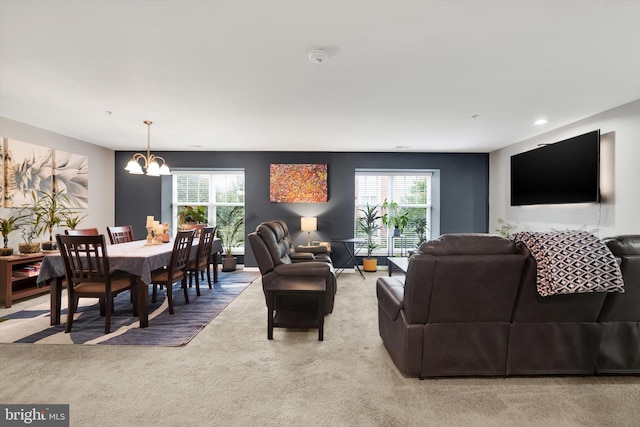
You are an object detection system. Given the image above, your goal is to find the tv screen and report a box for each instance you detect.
[510,130,600,206]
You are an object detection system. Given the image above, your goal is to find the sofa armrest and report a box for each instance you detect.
[274,261,330,277]
[376,277,404,321]
[290,252,315,262]
[296,246,329,255]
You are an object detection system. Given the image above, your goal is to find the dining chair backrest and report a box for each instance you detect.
[65,227,99,236]
[169,230,196,278]
[180,223,205,238]
[56,234,111,285]
[195,226,216,269]
[107,225,134,244]
[56,233,137,334]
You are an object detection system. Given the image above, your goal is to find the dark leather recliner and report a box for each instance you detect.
[506,242,607,375]
[247,220,337,314]
[598,235,640,373]
[377,234,529,377]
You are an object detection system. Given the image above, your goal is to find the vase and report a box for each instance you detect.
[18,242,40,254]
[0,247,14,256]
[41,241,57,250]
[222,256,237,272]
[363,258,377,272]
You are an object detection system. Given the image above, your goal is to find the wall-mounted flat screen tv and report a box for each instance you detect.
[510,130,600,206]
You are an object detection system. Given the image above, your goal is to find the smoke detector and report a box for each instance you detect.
[308,49,328,64]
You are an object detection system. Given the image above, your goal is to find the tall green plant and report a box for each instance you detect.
[216,206,245,257]
[18,190,76,243]
[413,218,428,246]
[358,203,381,257]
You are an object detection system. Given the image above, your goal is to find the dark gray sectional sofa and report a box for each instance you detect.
[376,233,639,378]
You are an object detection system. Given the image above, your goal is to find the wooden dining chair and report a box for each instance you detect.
[56,234,138,334]
[188,226,216,295]
[107,225,134,244]
[65,227,99,236]
[150,230,195,314]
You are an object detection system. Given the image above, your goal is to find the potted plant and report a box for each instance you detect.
[18,189,75,251]
[17,223,40,254]
[382,199,409,237]
[358,203,381,272]
[495,218,517,238]
[413,217,428,248]
[216,206,244,271]
[0,214,21,256]
[178,205,207,228]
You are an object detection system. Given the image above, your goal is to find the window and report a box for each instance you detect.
[355,169,438,255]
[173,170,245,252]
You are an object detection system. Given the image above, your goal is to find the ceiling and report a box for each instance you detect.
[1,0,639,153]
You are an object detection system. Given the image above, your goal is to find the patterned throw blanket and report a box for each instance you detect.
[511,230,624,297]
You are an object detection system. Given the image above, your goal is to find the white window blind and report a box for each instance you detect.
[173,170,245,252]
[355,169,435,254]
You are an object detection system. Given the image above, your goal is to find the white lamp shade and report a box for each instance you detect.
[301,217,317,232]
[158,164,171,175]
[146,160,161,176]
[126,160,144,174]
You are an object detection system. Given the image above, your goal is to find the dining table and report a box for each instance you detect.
[36,237,223,328]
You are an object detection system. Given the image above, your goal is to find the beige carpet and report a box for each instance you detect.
[1,270,639,426]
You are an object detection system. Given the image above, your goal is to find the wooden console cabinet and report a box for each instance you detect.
[0,253,48,308]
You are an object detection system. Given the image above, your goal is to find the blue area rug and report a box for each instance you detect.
[0,270,259,346]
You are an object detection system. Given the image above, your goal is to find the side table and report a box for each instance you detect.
[331,238,367,279]
[263,277,326,341]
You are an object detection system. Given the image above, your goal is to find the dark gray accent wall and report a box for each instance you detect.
[115,151,489,267]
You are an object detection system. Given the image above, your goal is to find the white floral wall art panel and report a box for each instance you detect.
[0,138,5,203]
[54,150,88,208]
[3,139,52,207]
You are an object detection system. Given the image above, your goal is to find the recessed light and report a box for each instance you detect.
[534,119,548,125]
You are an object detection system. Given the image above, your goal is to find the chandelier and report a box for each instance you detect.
[124,120,171,176]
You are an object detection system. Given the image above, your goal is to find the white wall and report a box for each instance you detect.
[489,99,640,239]
[0,117,115,249]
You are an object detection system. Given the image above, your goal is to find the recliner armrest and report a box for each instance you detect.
[290,252,315,262]
[376,277,404,321]
[274,261,331,277]
[296,246,329,255]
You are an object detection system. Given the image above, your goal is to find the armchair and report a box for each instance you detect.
[247,220,336,314]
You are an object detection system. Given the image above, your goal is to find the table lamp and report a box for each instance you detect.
[301,217,317,246]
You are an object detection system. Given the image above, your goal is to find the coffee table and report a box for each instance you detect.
[387,257,409,276]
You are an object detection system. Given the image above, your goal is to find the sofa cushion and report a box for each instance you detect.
[419,233,517,256]
[256,222,291,265]
[604,235,640,256]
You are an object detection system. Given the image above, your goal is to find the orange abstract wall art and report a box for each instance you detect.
[269,164,328,203]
